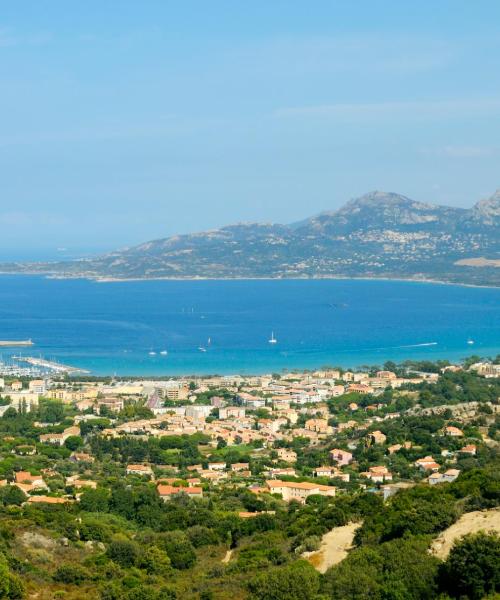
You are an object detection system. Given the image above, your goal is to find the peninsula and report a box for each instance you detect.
[1,190,499,286]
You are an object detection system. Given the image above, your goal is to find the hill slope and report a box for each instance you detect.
[3,190,500,285]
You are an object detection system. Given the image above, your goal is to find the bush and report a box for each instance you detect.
[158,531,196,570]
[187,525,220,548]
[248,560,320,600]
[54,563,90,584]
[440,531,500,599]
[107,538,140,568]
[139,546,171,575]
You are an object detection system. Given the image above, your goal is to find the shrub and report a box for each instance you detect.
[107,538,140,568]
[440,531,500,599]
[54,563,90,584]
[158,531,196,570]
[248,560,320,600]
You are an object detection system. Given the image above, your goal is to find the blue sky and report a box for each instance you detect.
[0,1,499,258]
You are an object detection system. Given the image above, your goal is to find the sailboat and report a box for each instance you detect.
[268,332,277,344]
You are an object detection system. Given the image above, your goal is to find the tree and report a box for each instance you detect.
[0,485,26,506]
[64,435,83,451]
[80,487,109,513]
[158,531,196,569]
[440,531,500,599]
[107,538,140,567]
[140,545,172,575]
[248,560,320,600]
[38,399,64,423]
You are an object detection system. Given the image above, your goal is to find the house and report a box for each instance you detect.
[415,456,440,472]
[219,407,246,420]
[305,418,330,434]
[231,463,250,472]
[369,431,387,445]
[14,472,46,491]
[276,448,297,463]
[428,469,461,485]
[126,464,154,477]
[265,479,336,503]
[460,445,476,456]
[265,467,296,478]
[313,466,350,481]
[360,466,393,483]
[157,484,203,501]
[28,379,46,394]
[329,449,353,466]
[70,452,94,463]
[96,396,124,414]
[207,462,226,471]
[348,384,374,395]
[27,496,71,505]
[444,426,464,437]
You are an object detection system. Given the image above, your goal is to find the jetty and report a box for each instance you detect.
[12,355,89,374]
[0,339,34,347]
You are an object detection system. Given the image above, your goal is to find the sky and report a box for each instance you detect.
[0,1,499,258]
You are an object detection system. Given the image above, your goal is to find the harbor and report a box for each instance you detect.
[11,355,90,375]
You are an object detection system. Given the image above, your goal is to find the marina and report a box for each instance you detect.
[11,355,89,374]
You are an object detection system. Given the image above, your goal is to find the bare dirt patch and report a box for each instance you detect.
[304,522,361,573]
[431,508,500,559]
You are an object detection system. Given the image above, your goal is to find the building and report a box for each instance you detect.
[157,484,203,501]
[444,426,464,437]
[276,448,297,463]
[428,469,461,485]
[28,379,46,394]
[329,449,353,466]
[265,479,336,503]
[126,464,154,477]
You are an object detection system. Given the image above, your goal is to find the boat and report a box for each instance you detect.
[160,350,168,355]
[467,339,475,345]
[148,351,156,356]
[268,332,277,344]
[198,346,207,353]
[207,337,211,345]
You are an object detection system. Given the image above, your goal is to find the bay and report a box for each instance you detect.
[0,276,498,375]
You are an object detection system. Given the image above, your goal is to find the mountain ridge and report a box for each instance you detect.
[2,190,499,286]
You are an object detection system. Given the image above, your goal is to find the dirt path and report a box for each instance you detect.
[222,549,233,563]
[304,522,361,573]
[431,508,500,559]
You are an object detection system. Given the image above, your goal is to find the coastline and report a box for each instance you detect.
[0,270,498,290]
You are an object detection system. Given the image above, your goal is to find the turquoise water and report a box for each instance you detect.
[0,276,498,375]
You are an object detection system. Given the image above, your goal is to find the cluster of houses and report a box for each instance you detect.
[0,362,494,506]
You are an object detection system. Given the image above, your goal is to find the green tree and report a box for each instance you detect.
[158,531,196,570]
[107,538,140,567]
[64,435,83,451]
[440,531,500,599]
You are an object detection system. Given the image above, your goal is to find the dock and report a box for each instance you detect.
[12,356,89,374]
[0,339,34,347]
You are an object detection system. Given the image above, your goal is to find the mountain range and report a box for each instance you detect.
[3,190,500,286]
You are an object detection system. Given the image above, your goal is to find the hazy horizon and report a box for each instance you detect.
[1,1,500,257]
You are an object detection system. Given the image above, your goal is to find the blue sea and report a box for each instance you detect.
[0,276,498,375]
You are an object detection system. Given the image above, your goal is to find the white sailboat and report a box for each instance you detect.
[268,331,277,344]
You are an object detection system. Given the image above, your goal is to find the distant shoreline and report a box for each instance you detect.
[0,271,497,290]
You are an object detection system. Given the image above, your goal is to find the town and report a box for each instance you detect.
[0,357,498,599]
